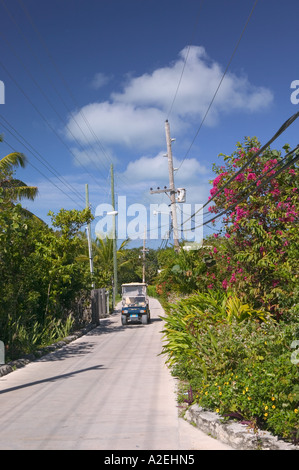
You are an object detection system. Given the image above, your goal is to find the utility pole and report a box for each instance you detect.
[150,120,180,251]
[111,164,118,307]
[85,183,95,288]
[165,120,180,251]
[141,226,148,283]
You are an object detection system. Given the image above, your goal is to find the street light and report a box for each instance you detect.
[153,209,170,216]
[107,210,118,216]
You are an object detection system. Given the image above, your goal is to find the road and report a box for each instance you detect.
[0,298,232,450]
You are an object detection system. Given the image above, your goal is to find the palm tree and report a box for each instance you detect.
[76,234,131,287]
[0,136,38,202]
[94,236,131,267]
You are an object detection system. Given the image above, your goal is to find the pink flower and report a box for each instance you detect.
[207,284,214,289]
[247,172,256,181]
[225,233,231,238]
[213,247,218,253]
[212,172,228,188]
[222,279,228,289]
[270,189,280,196]
[235,173,245,182]
[213,233,219,238]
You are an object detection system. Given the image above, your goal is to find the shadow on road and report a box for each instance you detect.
[0,365,105,396]
[37,340,96,362]
[87,315,163,336]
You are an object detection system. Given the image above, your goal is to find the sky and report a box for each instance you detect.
[1,0,299,248]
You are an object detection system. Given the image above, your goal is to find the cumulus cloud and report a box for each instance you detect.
[65,45,273,152]
[121,151,208,184]
[90,72,112,89]
[67,101,166,150]
[114,150,211,207]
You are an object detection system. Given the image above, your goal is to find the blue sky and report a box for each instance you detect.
[1,0,299,248]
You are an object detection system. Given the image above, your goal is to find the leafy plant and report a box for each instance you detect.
[161,290,299,443]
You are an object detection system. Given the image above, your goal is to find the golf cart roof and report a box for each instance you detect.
[121,283,147,287]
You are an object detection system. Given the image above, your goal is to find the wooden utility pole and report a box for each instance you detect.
[149,120,181,251]
[85,184,95,288]
[111,164,118,307]
[165,120,180,251]
[141,226,148,283]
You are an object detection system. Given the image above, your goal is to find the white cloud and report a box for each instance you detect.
[66,101,166,150]
[121,152,209,184]
[65,45,273,151]
[90,72,112,89]
[115,151,211,207]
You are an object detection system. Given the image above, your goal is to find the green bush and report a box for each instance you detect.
[161,291,299,443]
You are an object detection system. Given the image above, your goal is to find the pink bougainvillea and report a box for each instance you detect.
[206,137,298,316]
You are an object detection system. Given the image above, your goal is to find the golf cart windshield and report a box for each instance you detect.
[123,296,146,307]
[122,285,147,307]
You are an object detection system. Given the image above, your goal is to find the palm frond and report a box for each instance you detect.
[2,180,38,201]
[0,152,27,171]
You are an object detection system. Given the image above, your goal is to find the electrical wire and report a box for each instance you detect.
[0,28,111,186]
[12,0,141,196]
[196,144,299,225]
[176,0,259,173]
[191,146,299,231]
[0,115,90,208]
[197,144,299,223]
[181,110,299,226]
[0,59,107,193]
[1,0,114,187]
[2,138,86,209]
[166,0,205,120]
[15,0,127,183]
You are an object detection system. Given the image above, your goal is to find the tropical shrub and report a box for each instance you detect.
[0,196,94,359]
[207,137,299,317]
[156,246,206,296]
[161,291,299,443]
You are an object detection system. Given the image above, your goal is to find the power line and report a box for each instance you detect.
[176,0,259,173]
[2,138,86,209]
[192,146,299,231]
[12,0,136,194]
[166,0,205,119]
[0,58,106,193]
[182,110,299,226]
[0,26,110,184]
[0,115,89,207]
[15,0,114,170]
[198,145,299,223]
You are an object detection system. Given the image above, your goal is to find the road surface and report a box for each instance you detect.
[0,298,232,450]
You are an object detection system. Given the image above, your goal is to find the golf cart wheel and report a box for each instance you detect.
[141,314,148,325]
[121,315,127,326]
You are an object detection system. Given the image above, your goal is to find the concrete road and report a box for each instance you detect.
[0,298,232,450]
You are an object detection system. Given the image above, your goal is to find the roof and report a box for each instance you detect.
[121,283,147,287]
